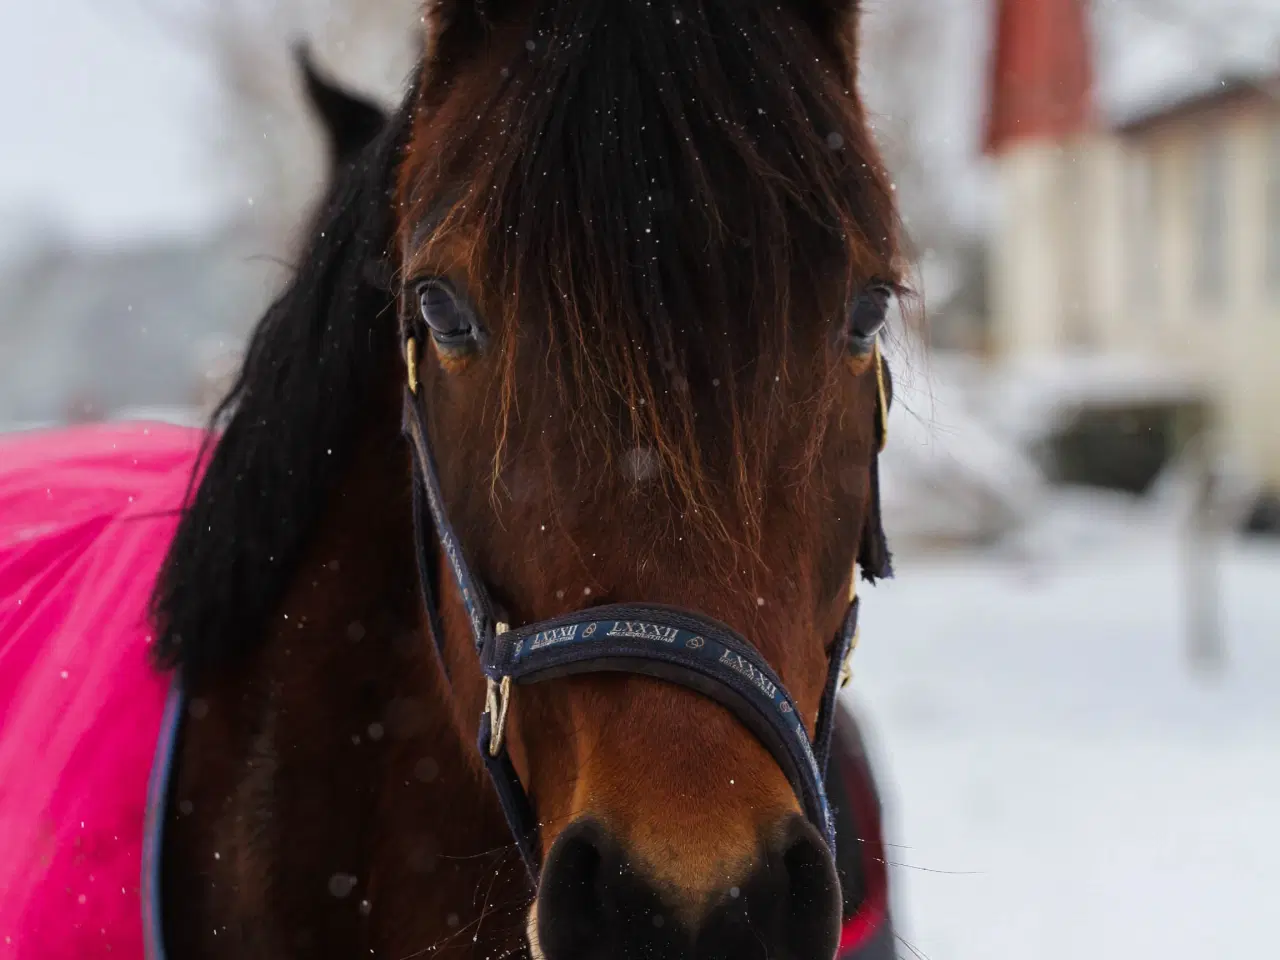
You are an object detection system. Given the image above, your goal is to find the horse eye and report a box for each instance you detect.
[846,283,894,355]
[417,281,476,347]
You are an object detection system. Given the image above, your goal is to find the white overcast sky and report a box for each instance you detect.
[2,0,1276,249]
[0,0,230,244]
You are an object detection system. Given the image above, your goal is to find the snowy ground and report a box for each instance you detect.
[845,532,1280,959]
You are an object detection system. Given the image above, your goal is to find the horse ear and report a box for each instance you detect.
[791,0,862,52]
[425,0,498,32]
[294,42,389,170]
[798,0,859,17]
[428,0,517,19]
[425,0,523,53]
[151,97,411,683]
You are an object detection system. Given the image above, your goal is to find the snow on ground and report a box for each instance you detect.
[845,531,1280,959]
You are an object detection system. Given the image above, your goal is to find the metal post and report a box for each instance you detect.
[1183,410,1224,675]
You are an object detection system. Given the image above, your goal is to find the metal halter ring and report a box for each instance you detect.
[486,621,512,757]
[486,675,512,757]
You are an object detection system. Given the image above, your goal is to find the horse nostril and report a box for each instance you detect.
[537,819,676,960]
[780,820,842,960]
[537,822,606,959]
[697,816,841,960]
[537,817,838,960]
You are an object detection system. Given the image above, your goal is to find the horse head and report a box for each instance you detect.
[153,3,900,957]
[397,2,899,955]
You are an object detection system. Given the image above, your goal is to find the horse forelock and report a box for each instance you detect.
[399,0,901,543]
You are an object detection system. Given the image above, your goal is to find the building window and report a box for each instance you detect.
[1059,149,1091,347]
[1195,132,1227,303]
[1267,119,1280,298]
[1126,146,1158,318]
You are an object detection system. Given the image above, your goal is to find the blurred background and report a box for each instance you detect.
[1,0,1277,956]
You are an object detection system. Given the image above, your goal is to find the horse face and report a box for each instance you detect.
[397,2,897,957]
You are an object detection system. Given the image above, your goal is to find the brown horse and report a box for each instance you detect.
[151,2,901,957]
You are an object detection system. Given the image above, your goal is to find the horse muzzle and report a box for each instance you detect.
[533,814,841,960]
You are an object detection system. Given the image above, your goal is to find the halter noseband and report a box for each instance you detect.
[400,332,891,884]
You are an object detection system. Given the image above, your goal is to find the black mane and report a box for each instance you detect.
[149,90,411,682]
[153,1,900,680]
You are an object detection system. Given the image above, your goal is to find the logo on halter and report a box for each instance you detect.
[718,651,779,700]
[606,622,680,643]
[795,723,816,757]
[529,624,580,651]
[685,636,705,650]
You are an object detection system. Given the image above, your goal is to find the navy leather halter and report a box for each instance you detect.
[401,330,891,884]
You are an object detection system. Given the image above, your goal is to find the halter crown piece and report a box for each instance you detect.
[400,329,891,883]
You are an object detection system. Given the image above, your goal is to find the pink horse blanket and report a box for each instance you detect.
[0,422,896,960]
[0,422,201,958]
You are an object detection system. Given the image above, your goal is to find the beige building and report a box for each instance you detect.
[984,0,1280,497]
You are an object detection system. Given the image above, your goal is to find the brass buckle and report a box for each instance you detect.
[406,337,419,395]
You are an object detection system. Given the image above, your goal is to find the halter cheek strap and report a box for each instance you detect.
[401,331,891,884]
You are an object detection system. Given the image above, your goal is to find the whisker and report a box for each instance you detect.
[875,857,983,877]
[437,841,524,862]
[394,892,531,960]
[894,931,935,960]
